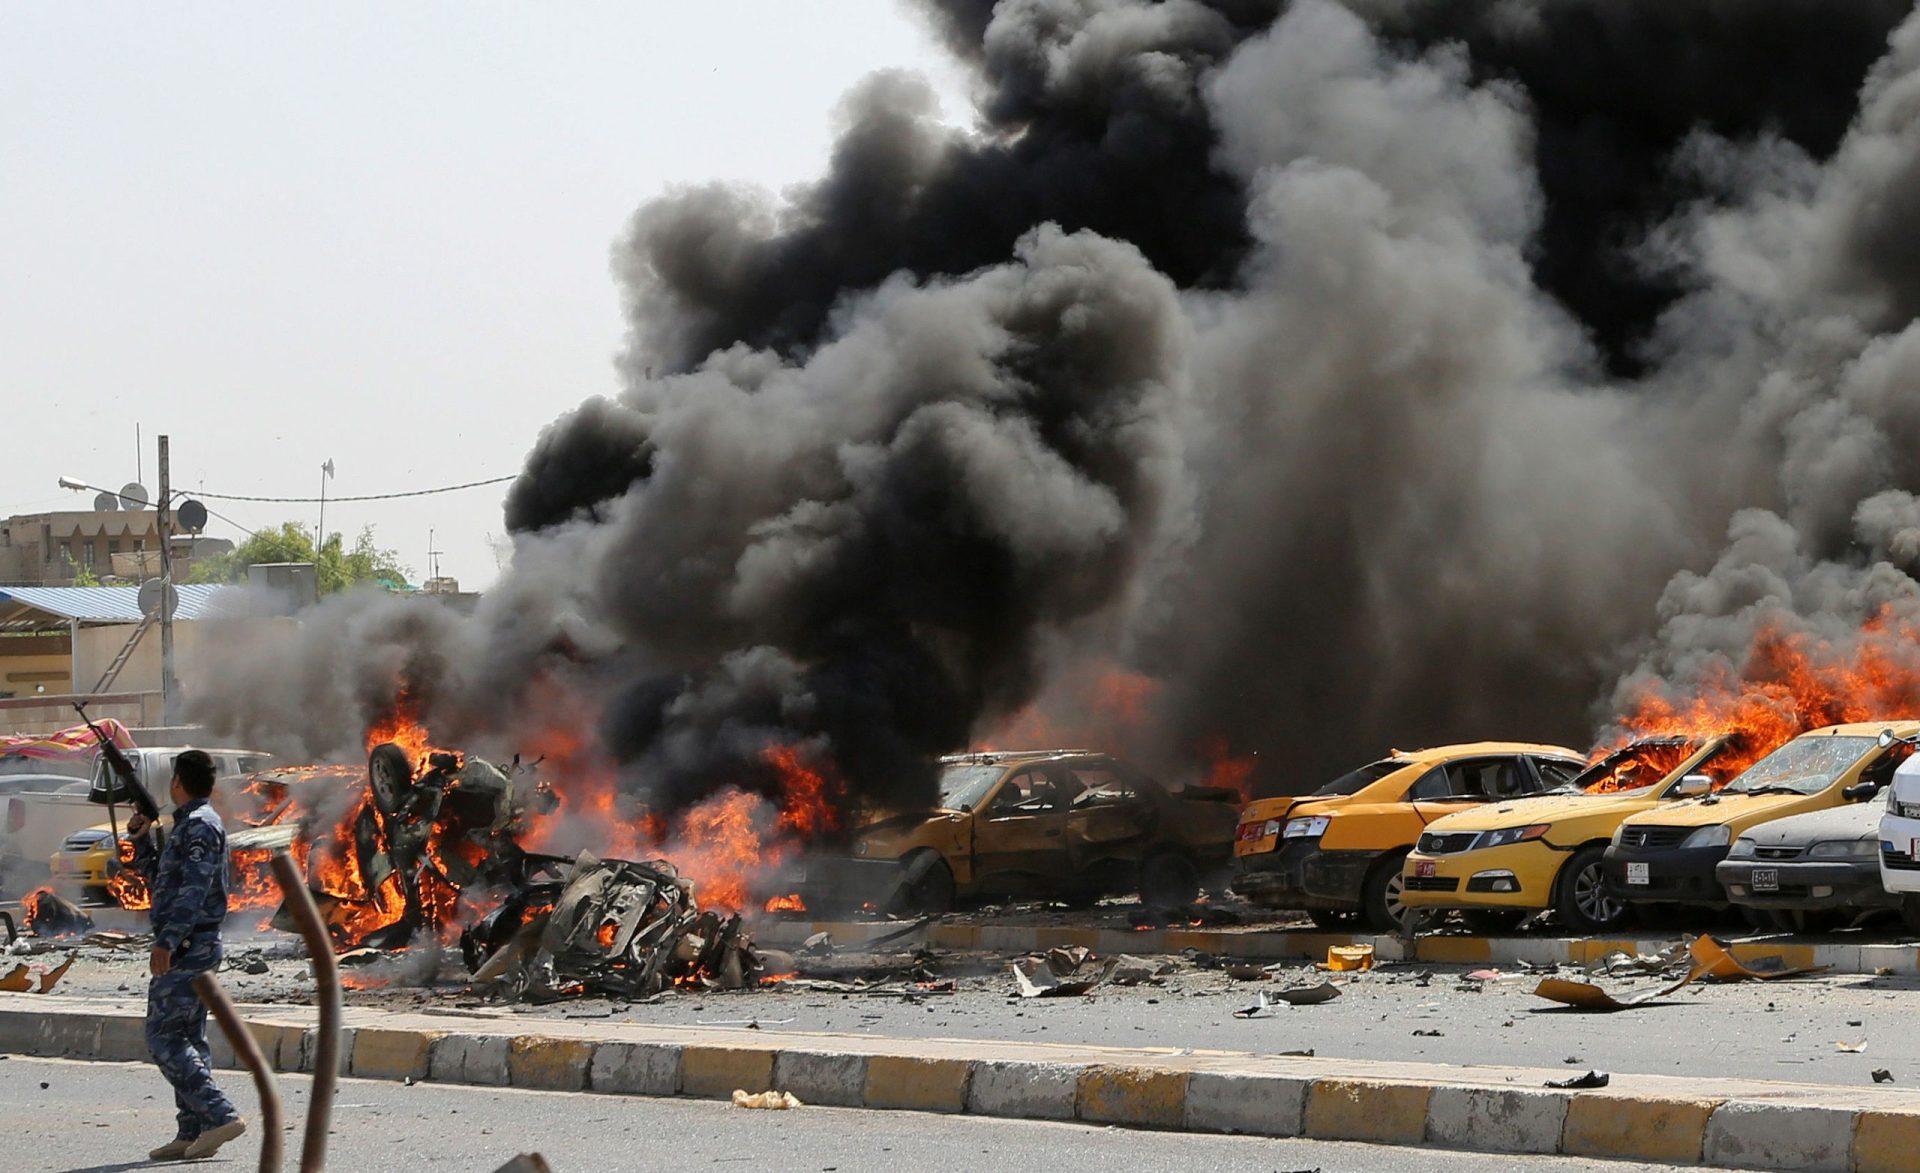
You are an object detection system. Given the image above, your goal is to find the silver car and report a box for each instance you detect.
[1717,802,1896,932]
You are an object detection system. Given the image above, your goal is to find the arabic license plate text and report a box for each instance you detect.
[1751,867,1779,892]
[1415,861,1437,877]
[1626,862,1650,886]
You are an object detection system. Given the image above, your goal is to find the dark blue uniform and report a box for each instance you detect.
[130,797,239,1145]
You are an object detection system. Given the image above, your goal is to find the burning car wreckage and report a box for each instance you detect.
[86,737,778,1003]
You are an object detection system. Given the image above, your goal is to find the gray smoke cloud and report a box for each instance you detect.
[189,0,1920,811]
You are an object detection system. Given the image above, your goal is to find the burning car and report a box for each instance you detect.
[1606,721,1917,911]
[1400,735,1740,933]
[796,750,1239,915]
[1231,742,1586,932]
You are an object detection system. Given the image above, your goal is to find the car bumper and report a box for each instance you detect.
[1716,858,1896,910]
[1882,817,1920,894]
[48,853,110,885]
[1400,842,1560,910]
[1604,844,1729,905]
[1231,840,1375,911]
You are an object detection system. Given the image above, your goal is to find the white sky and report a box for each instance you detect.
[1,2,965,589]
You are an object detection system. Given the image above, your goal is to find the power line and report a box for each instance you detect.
[186,474,516,504]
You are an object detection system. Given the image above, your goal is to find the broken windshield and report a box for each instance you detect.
[1721,735,1877,796]
[939,764,1005,811]
[1310,759,1406,797]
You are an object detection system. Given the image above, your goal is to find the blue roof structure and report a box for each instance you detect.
[0,584,239,629]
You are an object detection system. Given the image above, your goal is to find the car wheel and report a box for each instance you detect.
[1362,850,1416,933]
[1307,909,1360,930]
[1138,853,1200,909]
[1553,845,1629,933]
[889,851,954,916]
[1460,909,1527,935]
[368,743,414,818]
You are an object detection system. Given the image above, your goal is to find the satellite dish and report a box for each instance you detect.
[93,491,120,512]
[119,482,150,510]
[137,578,178,617]
[176,498,208,534]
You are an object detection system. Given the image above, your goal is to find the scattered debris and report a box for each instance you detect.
[1272,981,1341,1006]
[1689,936,1828,981]
[1836,1041,1868,1053]
[1107,955,1159,986]
[1233,993,1276,1019]
[1873,1069,1895,1083]
[732,1089,802,1110]
[1012,953,1116,998]
[797,932,834,957]
[1322,944,1373,972]
[1532,968,1695,1012]
[1546,1071,1611,1090]
[1587,942,1690,978]
[0,965,27,993]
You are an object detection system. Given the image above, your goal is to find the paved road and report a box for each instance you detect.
[458,965,1917,1088]
[3,1057,1735,1173]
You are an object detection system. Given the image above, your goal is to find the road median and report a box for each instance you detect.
[4,994,1916,1171]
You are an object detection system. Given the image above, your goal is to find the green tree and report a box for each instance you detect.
[190,523,412,594]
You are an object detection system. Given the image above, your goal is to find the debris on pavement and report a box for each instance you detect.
[1873,1069,1895,1083]
[1322,944,1373,972]
[732,1089,803,1110]
[0,953,74,994]
[1587,941,1690,978]
[1233,992,1275,1018]
[1689,935,1828,981]
[1012,952,1117,998]
[1532,967,1696,1011]
[1273,980,1341,1006]
[1546,1070,1611,1089]
[1836,1041,1868,1053]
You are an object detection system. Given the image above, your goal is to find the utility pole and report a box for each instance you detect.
[157,434,177,725]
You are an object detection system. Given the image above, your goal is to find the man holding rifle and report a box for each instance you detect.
[123,750,247,1161]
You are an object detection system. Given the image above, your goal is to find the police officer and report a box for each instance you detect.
[124,749,248,1161]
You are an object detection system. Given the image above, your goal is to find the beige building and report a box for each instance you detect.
[0,511,232,586]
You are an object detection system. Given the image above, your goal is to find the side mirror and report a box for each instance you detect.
[1673,774,1713,797]
[1842,781,1879,803]
[1880,729,1897,749]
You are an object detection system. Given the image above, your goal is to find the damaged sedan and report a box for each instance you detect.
[794,751,1239,915]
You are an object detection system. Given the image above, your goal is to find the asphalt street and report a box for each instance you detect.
[1,1057,1739,1173]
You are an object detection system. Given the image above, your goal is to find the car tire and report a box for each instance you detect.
[1552,845,1630,933]
[1138,853,1200,909]
[1903,895,1920,936]
[889,850,954,916]
[1307,908,1360,930]
[1361,850,1415,934]
[368,743,414,818]
[1460,909,1526,935]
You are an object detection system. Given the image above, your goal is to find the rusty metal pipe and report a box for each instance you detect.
[270,850,339,1173]
[193,970,283,1173]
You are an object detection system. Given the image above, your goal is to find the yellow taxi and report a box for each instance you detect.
[1400,734,1737,932]
[1231,742,1585,931]
[1605,721,1919,911]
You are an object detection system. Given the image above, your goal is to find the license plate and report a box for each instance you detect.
[1415,860,1437,877]
[1751,867,1779,892]
[1626,862,1650,886]
[1912,838,1920,860]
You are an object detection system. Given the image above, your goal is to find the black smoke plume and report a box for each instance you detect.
[193,0,1920,813]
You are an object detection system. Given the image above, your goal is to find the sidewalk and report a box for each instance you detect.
[758,918,1920,978]
[4,993,1915,1172]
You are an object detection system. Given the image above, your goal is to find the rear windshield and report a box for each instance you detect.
[1311,759,1407,797]
[1722,735,1878,796]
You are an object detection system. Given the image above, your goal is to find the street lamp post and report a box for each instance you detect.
[58,431,178,723]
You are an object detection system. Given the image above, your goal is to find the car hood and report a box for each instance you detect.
[1422,791,1659,833]
[1620,791,1814,829]
[1738,802,1881,847]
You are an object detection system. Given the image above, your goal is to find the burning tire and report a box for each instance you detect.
[368,743,414,818]
[889,850,954,916]
[1138,852,1199,909]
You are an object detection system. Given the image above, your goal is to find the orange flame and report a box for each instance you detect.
[763,893,806,914]
[107,839,151,910]
[1610,610,1920,783]
[1200,735,1255,802]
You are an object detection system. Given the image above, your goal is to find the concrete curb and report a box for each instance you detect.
[5,998,1918,1171]
[756,919,1920,978]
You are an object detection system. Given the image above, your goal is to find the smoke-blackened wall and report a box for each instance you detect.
[193,0,1920,808]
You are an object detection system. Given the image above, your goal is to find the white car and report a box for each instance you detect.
[1878,744,1920,932]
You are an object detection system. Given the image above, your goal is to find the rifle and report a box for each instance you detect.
[74,702,160,824]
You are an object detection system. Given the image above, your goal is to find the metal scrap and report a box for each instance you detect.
[1545,1070,1611,1089]
[1012,954,1118,998]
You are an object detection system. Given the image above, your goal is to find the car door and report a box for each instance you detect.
[1409,756,1527,824]
[970,764,1072,894]
[1062,760,1155,869]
